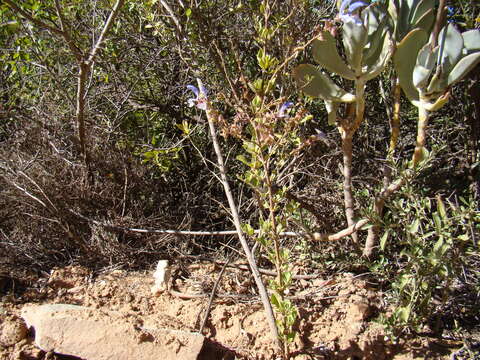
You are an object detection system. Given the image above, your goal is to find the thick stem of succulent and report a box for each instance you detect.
[412,100,430,168]
[389,78,401,156]
[341,130,357,243]
[353,79,366,133]
[341,80,366,244]
[203,104,282,353]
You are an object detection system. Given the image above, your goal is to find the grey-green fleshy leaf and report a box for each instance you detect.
[363,28,388,68]
[324,100,339,126]
[293,64,356,102]
[462,30,480,53]
[394,28,428,101]
[312,32,355,80]
[438,24,463,74]
[447,52,480,86]
[411,0,435,26]
[413,44,437,89]
[413,8,435,33]
[363,4,390,67]
[365,3,386,36]
[342,21,368,73]
[389,0,435,43]
[363,33,392,81]
[396,0,411,39]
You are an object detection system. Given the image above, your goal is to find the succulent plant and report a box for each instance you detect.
[293,1,392,106]
[388,0,436,42]
[394,23,480,109]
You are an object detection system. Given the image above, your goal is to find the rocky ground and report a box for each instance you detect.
[0,261,476,359]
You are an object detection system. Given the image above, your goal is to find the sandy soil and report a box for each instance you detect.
[0,262,467,359]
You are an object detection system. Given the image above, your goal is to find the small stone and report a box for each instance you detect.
[151,260,171,295]
[0,316,29,347]
[67,286,83,294]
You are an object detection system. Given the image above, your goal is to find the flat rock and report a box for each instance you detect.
[21,304,205,360]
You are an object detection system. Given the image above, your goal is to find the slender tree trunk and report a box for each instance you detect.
[76,62,90,166]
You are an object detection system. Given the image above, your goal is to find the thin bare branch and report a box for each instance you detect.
[87,0,126,65]
[159,0,182,34]
[313,219,369,242]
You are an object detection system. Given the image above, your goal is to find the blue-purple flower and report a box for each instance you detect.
[446,6,456,23]
[186,84,208,110]
[338,0,368,26]
[278,101,294,117]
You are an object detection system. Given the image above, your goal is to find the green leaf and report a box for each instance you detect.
[432,212,442,233]
[380,230,390,251]
[408,218,420,234]
[342,21,368,72]
[413,44,437,88]
[312,32,355,80]
[433,237,444,253]
[398,275,411,292]
[251,95,262,111]
[293,64,355,102]
[447,52,480,86]
[363,27,387,68]
[397,306,411,323]
[185,8,192,17]
[436,196,447,220]
[281,271,292,286]
[438,24,464,74]
[270,292,283,310]
[411,0,435,27]
[362,33,392,80]
[462,30,480,53]
[394,28,428,102]
[286,331,296,342]
[414,8,435,33]
[236,154,250,166]
[241,223,255,236]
